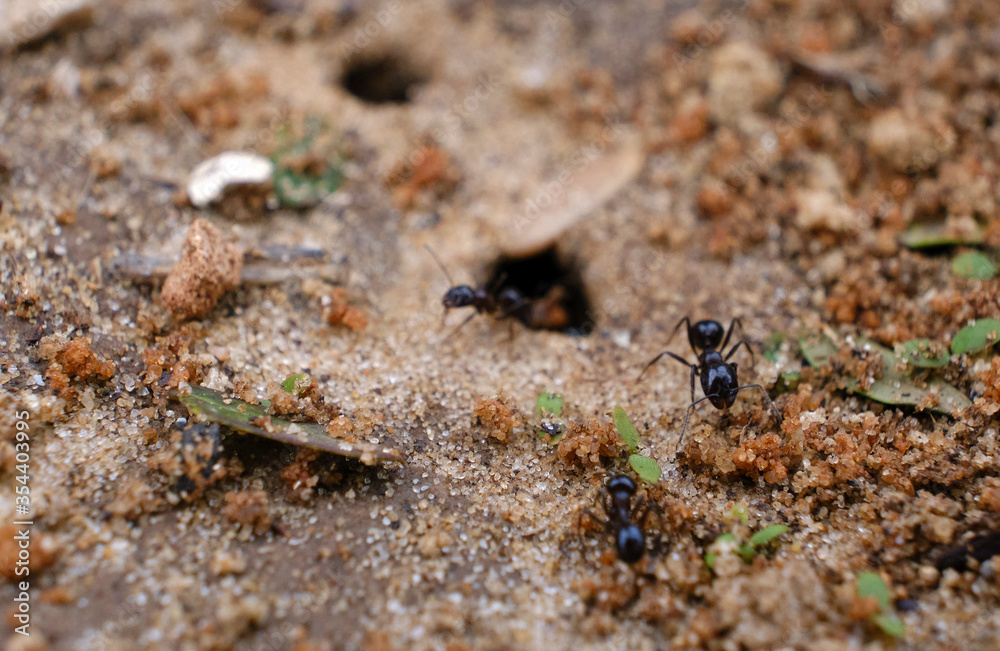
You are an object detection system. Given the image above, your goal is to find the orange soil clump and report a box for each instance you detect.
[473,394,523,443]
[159,218,243,321]
[557,419,624,468]
[222,490,273,535]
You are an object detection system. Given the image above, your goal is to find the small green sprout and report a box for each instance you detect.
[728,503,749,526]
[856,571,905,638]
[705,523,789,568]
[952,251,996,280]
[749,524,789,546]
[704,533,737,569]
[535,392,565,443]
[271,116,343,208]
[281,373,311,396]
[951,319,1000,356]
[611,406,661,484]
[612,405,639,452]
[536,392,564,417]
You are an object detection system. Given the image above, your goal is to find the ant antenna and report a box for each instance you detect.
[423,244,455,286]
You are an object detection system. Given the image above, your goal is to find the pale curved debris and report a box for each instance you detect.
[187,151,275,208]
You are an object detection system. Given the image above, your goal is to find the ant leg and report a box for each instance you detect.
[634,494,667,551]
[581,489,612,531]
[636,351,692,383]
[724,339,754,365]
[488,271,509,295]
[720,317,742,351]
[579,508,609,534]
[722,319,755,368]
[442,311,477,341]
[667,316,692,348]
[676,395,714,454]
[633,493,649,526]
[737,384,784,426]
[688,363,697,404]
[424,244,456,286]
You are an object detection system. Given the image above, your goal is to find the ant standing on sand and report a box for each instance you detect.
[424,245,528,333]
[583,475,652,564]
[637,317,783,452]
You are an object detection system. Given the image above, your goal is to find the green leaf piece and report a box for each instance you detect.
[951,319,1000,356]
[846,338,970,416]
[736,544,756,562]
[856,572,892,611]
[749,524,789,547]
[628,454,661,484]
[270,116,343,208]
[281,373,310,396]
[763,332,787,363]
[272,165,342,209]
[900,222,983,249]
[179,385,402,464]
[857,572,905,638]
[846,375,971,416]
[896,339,950,368]
[774,370,802,393]
[536,392,565,417]
[953,252,997,279]
[872,613,906,638]
[728,503,749,526]
[613,405,640,453]
[799,334,838,368]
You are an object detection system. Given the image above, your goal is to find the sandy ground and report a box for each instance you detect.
[2,0,1000,649]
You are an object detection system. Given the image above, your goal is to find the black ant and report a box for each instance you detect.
[637,317,783,452]
[425,245,528,333]
[583,475,651,564]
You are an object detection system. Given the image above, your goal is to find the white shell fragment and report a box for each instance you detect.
[186,151,275,208]
[0,0,95,51]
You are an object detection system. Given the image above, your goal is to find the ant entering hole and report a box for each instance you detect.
[486,246,593,335]
[340,51,427,104]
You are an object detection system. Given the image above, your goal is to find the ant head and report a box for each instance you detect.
[443,285,476,309]
[607,475,637,496]
[616,525,645,563]
[703,362,739,409]
[708,390,738,410]
[690,320,725,352]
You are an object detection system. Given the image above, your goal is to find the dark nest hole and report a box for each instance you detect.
[340,51,427,104]
[487,246,593,336]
